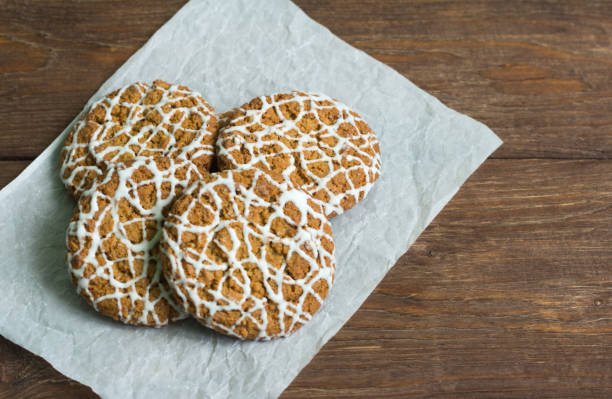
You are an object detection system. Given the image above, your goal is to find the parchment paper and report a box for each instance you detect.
[0,0,502,398]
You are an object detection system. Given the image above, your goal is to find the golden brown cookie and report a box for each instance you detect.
[160,168,336,340]
[216,91,381,217]
[66,156,204,327]
[60,80,218,198]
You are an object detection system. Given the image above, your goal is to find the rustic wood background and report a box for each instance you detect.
[1,0,611,397]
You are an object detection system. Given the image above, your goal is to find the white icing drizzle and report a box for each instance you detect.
[216,91,382,217]
[161,168,336,340]
[60,80,217,197]
[67,157,204,327]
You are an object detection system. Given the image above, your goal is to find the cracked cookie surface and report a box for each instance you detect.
[67,156,203,327]
[60,80,217,198]
[217,91,381,217]
[160,168,336,340]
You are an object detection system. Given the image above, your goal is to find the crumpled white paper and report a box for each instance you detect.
[0,0,502,398]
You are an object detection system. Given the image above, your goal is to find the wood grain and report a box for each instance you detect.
[0,338,96,399]
[0,0,611,398]
[1,159,611,398]
[1,0,611,160]
[0,0,185,159]
[284,159,612,398]
[297,0,612,160]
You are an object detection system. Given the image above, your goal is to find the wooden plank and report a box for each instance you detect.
[283,158,612,398]
[1,159,611,397]
[0,0,186,159]
[1,0,611,398]
[0,0,611,159]
[0,338,96,399]
[294,0,612,159]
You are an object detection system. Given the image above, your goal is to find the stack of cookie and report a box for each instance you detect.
[61,81,381,340]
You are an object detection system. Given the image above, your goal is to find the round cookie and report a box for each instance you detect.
[66,156,204,327]
[216,91,381,217]
[160,168,336,340]
[60,80,218,198]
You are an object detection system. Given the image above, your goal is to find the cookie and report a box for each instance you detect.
[66,156,204,327]
[160,168,336,340]
[60,80,218,198]
[216,91,381,217]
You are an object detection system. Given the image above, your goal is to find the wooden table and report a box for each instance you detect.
[1,1,611,397]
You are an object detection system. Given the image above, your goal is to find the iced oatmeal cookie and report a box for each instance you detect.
[160,168,336,340]
[60,80,217,197]
[66,157,203,326]
[216,91,381,217]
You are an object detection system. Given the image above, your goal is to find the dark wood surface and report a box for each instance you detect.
[1,0,611,397]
